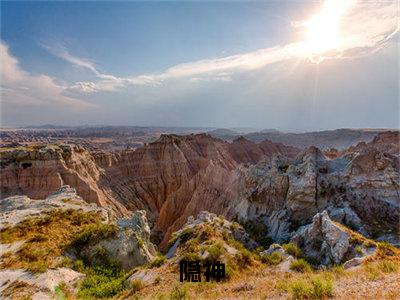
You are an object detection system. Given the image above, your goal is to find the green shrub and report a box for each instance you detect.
[180,228,195,243]
[290,259,312,273]
[236,248,253,267]
[29,233,49,243]
[261,252,284,266]
[54,282,72,300]
[136,237,144,249]
[130,279,144,292]
[289,279,313,299]
[181,251,201,262]
[149,255,167,268]
[287,275,333,299]
[225,263,237,280]
[167,234,179,249]
[170,286,188,300]
[204,241,225,262]
[70,223,117,250]
[378,259,399,273]
[376,242,398,257]
[363,259,399,280]
[355,245,363,255]
[78,274,126,298]
[311,276,333,298]
[331,265,345,276]
[282,243,302,258]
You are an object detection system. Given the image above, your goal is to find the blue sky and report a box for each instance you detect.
[1,1,398,130]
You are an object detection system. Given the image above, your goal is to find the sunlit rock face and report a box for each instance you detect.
[232,131,399,245]
[1,131,398,246]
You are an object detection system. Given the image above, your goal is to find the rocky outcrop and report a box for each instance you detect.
[0,185,110,228]
[1,134,298,246]
[166,211,257,258]
[227,136,299,165]
[291,211,351,265]
[232,132,399,244]
[1,131,398,248]
[0,268,84,300]
[72,210,157,270]
[0,145,129,216]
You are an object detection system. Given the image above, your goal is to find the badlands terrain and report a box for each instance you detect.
[0,127,399,299]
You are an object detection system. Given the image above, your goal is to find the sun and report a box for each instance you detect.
[301,0,354,56]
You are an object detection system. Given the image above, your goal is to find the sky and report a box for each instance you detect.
[0,0,398,131]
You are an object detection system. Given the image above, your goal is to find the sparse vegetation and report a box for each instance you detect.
[202,241,225,262]
[136,237,144,249]
[283,242,302,258]
[261,251,284,266]
[76,256,127,298]
[290,259,312,273]
[149,255,167,268]
[0,209,105,273]
[130,279,145,292]
[240,220,272,249]
[363,259,399,280]
[280,274,333,299]
[54,282,72,300]
[170,286,188,300]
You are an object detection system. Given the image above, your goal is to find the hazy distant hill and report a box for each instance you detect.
[210,128,394,149]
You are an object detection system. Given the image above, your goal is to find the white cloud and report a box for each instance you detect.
[43,0,398,94]
[43,44,99,75]
[0,42,93,108]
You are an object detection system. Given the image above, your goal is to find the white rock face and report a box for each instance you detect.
[260,244,286,257]
[291,211,350,265]
[77,210,157,270]
[0,268,84,299]
[0,185,110,229]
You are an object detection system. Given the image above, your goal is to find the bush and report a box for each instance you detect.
[78,275,126,298]
[282,243,302,258]
[180,228,195,243]
[236,248,253,267]
[70,223,117,250]
[355,245,363,255]
[0,209,104,273]
[311,276,333,298]
[170,286,188,300]
[290,259,312,273]
[261,252,284,266]
[364,259,399,280]
[29,233,48,243]
[331,265,345,276]
[286,275,333,299]
[376,242,399,257]
[77,261,126,298]
[130,279,144,292]
[378,259,399,273]
[149,255,167,268]
[136,237,144,249]
[289,279,313,299]
[204,241,225,262]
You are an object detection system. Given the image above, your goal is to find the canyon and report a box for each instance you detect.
[1,130,398,249]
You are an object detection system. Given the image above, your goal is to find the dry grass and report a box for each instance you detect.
[120,237,400,300]
[0,209,105,273]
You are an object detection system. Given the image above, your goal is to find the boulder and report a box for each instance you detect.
[76,210,157,270]
[291,210,350,265]
[260,244,285,257]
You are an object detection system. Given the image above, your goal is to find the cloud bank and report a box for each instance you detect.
[0,43,92,109]
[41,0,398,94]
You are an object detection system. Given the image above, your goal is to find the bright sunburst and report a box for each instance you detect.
[301,0,355,56]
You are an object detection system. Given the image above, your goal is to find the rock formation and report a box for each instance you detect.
[72,210,157,270]
[0,131,398,249]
